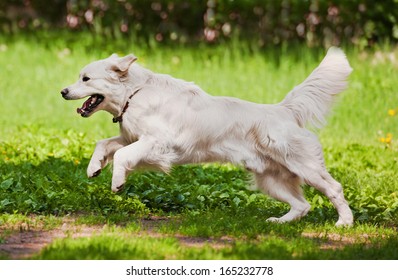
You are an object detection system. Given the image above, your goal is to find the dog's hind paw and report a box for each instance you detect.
[266,217,287,224]
[335,218,354,227]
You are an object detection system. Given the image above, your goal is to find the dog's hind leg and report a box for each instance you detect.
[87,136,127,178]
[301,169,353,226]
[255,164,311,223]
[284,135,353,226]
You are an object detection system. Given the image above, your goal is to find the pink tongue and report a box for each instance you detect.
[76,96,93,114]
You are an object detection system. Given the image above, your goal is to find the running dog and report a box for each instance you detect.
[61,48,354,226]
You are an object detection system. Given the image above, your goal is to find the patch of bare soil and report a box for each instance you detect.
[0,217,233,259]
[0,221,103,259]
[301,232,376,250]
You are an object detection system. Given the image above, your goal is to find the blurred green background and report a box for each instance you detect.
[1,0,397,48]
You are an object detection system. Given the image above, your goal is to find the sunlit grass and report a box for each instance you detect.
[32,218,398,260]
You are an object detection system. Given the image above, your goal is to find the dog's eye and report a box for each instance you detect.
[82,76,90,82]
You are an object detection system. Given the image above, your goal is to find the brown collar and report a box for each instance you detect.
[112,88,141,123]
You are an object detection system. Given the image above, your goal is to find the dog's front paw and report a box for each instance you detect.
[112,183,125,193]
[111,167,126,193]
[87,163,102,178]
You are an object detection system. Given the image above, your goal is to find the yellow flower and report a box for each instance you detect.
[74,159,80,165]
[388,109,397,116]
[385,134,392,144]
[380,133,393,144]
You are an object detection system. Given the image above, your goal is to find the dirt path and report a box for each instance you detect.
[0,217,233,259]
[0,216,377,259]
[0,222,103,259]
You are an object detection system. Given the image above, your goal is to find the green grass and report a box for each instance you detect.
[30,211,398,260]
[34,231,398,260]
[0,33,397,259]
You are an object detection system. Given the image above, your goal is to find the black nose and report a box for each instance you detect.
[61,88,69,97]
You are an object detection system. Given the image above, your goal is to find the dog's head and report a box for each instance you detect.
[61,54,137,118]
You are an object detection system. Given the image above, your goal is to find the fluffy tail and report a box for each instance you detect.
[280,47,352,128]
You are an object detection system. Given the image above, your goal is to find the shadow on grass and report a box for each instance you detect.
[220,235,398,260]
[0,158,146,216]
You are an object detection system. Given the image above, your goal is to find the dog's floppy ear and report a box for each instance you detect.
[110,54,137,75]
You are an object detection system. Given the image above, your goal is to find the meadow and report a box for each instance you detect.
[0,34,397,259]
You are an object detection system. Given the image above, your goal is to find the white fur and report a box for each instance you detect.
[62,47,354,226]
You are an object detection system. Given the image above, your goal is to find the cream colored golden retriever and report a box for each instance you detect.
[61,47,353,226]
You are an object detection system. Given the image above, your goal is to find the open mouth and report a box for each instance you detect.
[76,94,104,117]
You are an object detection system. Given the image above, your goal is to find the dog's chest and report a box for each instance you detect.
[119,121,140,144]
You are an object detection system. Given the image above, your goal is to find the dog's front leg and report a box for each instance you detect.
[111,138,160,192]
[87,136,127,178]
